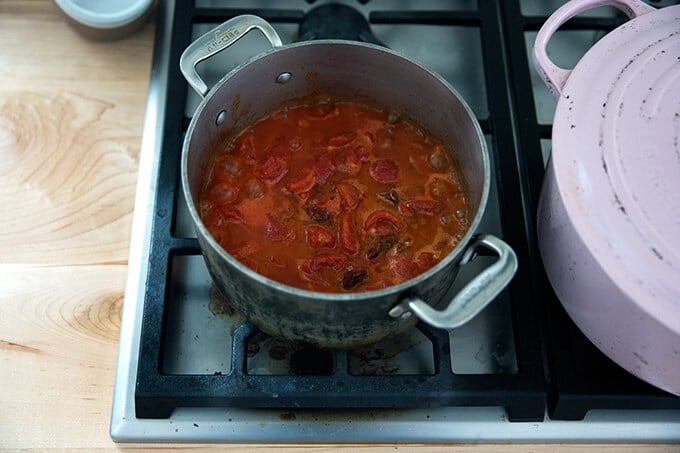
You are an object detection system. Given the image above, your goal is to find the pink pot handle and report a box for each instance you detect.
[532,0,655,98]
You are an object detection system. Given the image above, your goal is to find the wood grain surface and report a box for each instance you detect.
[0,2,149,449]
[0,2,678,452]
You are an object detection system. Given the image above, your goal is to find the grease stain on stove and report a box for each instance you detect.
[279,412,296,421]
[243,325,431,377]
[280,408,409,425]
[244,331,334,375]
[208,285,245,331]
[268,344,288,361]
[349,327,433,375]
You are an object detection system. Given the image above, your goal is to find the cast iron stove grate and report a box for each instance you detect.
[133,0,680,423]
[134,0,546,422]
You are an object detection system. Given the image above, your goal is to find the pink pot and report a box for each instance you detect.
[533,0,680,395]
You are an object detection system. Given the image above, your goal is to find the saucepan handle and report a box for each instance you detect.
[532,0,655,98]
[180,15,283,98]
[389,234,518,330]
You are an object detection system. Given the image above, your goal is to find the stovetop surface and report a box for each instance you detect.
[111,0,680,443]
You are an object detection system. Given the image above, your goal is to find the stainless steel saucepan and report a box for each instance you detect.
[180,15,518,348]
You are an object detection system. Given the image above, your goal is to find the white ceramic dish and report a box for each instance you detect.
[54,0,154,40]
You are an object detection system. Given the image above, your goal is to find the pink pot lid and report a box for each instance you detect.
[545,4,680,333]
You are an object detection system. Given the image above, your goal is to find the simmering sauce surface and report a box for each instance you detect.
[199,99,469,292]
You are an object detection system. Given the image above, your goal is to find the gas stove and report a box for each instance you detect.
[110,0,680,443]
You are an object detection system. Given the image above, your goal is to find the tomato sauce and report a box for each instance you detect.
[199,99,469,293]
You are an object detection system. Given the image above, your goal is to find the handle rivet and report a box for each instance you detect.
[276,72,293,84]
[216,110,227,126]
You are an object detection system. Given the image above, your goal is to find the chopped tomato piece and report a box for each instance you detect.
[255,156,288,185]
[219,207,244,224]
[203,207,244,228]
[416,251,440,269]
[328,131,357,147]
[268,144,291,161]
[363,210,407,236]
[354,145,370,161]
[230,240,262,257]
[298,253,348,287]
[339,212,359,255]
[238,135,256,165]
[307,225,336,249]
[369,159,400,183]
[304,253,347,272]
[312,153,336,185]
[389,254,418,282]
[336,182,362,211]
[405,198,444,215]
[286,168,316,195]
[363,131,375,146]
[337,146,368,175]
[266,214,293,243]
[202,209,223,229]
[317,192,343,216]
[398,202,413,216]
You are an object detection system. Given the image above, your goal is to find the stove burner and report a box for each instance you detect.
[297,3,384,45]
[134,0,543,421]
[289,348,334,376]
[125,0,680,432]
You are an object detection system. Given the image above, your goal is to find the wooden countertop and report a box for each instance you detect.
[0,2,676,452]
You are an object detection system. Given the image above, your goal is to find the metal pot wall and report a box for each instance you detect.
[180,15,517,348]
[533,0,680,394]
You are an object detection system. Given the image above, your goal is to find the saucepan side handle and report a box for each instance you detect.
[532,0,655,98]
[389,234,518,330]
[180,15,283,98]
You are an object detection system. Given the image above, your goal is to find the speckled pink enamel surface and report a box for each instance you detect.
[534,1,680,395]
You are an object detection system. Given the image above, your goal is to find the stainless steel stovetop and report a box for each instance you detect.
[110,0,680,443]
